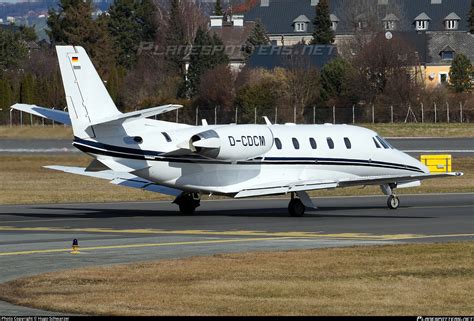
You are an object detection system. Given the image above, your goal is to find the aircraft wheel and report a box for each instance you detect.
[179,202,196,215]
[387,195,400,210]
[288,198,305,217]
[175,193,200,215]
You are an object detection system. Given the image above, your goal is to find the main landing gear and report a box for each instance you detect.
[174,192,201,215]
[288,192,316,217]
[381,184,400,210]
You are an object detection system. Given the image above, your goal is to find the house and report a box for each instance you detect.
[243,0,471,46]
[425,32,474,87]
[208,14,255,72]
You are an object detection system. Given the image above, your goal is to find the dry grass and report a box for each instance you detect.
[0,242,472,316]
[0,126,72,140]
[0,123,472,140]
[0,155,472,205]
[0,155,170,204]
[361,123,474,138]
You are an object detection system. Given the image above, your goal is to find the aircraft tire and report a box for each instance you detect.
[387,195,400,209]
[179,202,196,215]
[288,199,305,217]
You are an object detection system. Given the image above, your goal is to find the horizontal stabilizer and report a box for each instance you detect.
[89,104,182,128]
[45,165,182,197]
[11,104,71,125]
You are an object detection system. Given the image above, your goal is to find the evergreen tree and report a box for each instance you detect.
[0,29,28,70]
[470,0,474,33]
[0,79,13,110]
[310,0,334,45]
[242,19,270,60]
[108,0,157,68]
[19,26,37,42]
[449,53,473,93]
[47,0,116,74]
[165,0,187,76]
[214,0,223,15]
[320,57,354,101]
[186,28,229,97]
[20,74,36,104]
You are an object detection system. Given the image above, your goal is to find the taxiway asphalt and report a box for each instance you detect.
[0,193,473,314]
[0,137,473,156]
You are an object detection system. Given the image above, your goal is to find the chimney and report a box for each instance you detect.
[311,0,319,6]
[210,15,223,27]
[261,0,269,7]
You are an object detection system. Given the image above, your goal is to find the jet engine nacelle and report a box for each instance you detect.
[190,125,274,161]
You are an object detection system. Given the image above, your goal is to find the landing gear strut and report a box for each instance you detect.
[174,192,201,215]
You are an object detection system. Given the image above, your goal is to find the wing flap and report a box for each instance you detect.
[11,103,71,125]
[44,165,182,197]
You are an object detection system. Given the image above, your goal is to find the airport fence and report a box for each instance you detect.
[1,102,473,127]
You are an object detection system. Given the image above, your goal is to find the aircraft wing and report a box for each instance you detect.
[44,165,182,196]
[234,172,463,198]
[11,103,71,125]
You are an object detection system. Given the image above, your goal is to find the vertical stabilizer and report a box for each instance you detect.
[56,46,121,138]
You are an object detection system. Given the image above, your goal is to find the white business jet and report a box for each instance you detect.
[11,46,463,216]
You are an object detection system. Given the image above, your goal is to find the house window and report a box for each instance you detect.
[440,73,449,84]
[384,20,396,30]
[416,20,428,31]
[445,20,458,30]
[441,51,454,61]
[295,22,306,32]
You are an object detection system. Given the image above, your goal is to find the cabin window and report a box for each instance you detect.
[275,138,282,150]
[162,132,172,142]
[373,137,381,148]
[344,137,351,149]
[292,138,300,150]
[326,137,334,149]
[309,138,317,149]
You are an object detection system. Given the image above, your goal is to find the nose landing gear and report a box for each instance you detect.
[381,184,400,210]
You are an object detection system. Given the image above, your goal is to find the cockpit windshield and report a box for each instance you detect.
[375,136,393,149]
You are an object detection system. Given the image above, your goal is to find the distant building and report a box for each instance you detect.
[184,14,255,73]
[244,0,471,46]
[425,32,474,87]
[209,14,255,71]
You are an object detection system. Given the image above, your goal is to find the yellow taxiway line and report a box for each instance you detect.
[0,237,293,257]
[0,226,472,241]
